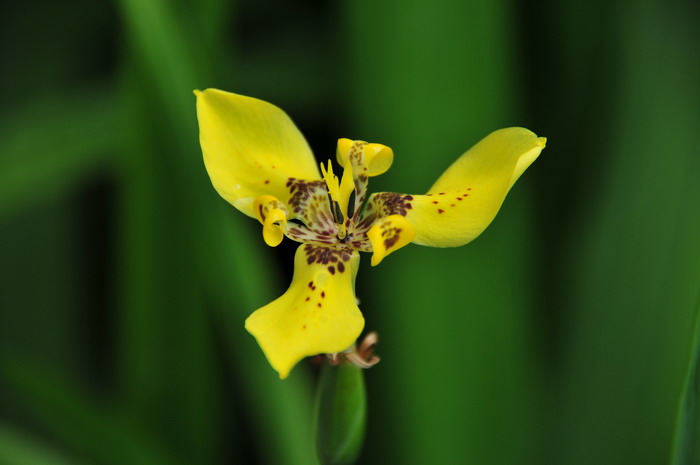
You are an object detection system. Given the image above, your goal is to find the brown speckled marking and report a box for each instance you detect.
[264,179,269,184]
[303,244,353,273]
[432,201,439,204]
[321,291,325,298]
[317,302,322,308]
[438,209,444,214]
[371,193,414,216]
[450,204,455,207]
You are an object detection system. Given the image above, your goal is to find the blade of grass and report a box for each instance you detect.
[671,302,700,465]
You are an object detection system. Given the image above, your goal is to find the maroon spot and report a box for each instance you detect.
[308,281,314,288]
[338,262,345,273]
[432,201,438,204]
[305,297,310,301]
[317,303,322,308]
[438,209,444,214]
[439,192,445,195]
[264,179,269,184]
[456,197,462,201]
[328,266,336,274]
[321,291,325,298]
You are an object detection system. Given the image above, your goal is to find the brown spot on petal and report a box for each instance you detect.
[264,179,269,184]
[305,296,310,302]
[317,302,322,308]
[432,201,439,204]
[338,262,345,273]
[321,291,325,298]
[438,209,444,214]
[328,266,336,274]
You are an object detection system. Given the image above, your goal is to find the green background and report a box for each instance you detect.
[1,0,699,463]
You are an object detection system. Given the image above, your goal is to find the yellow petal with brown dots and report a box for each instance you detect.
[367,214,416,266]
[245,244,364,379]
[195,89,321,218]
[360,128,544,248]
[408,128,545,247]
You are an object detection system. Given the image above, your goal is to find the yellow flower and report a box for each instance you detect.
[195,89,546,378]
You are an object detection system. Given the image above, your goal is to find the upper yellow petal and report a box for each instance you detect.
[245,244,364,379]
[411,127,545,247]
[195,89,321,217]
[360,128,544,248]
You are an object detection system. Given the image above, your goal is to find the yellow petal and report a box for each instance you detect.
[336,138,394,177]
[411,128,545,246]
[366,214,416,266]
[245,244,364,378]
[195,89,321,217]
[361,128,545,248]
[253,195,288,247]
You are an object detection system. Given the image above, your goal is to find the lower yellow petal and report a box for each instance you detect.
[245,244,364,378]
[366,214,416,266]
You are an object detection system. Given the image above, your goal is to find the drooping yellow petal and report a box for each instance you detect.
[336,139,394,177]
[195,89,321,217]
[252,195,288,246]
[245,244,364,378]
[361,128,545,248]
[366,214,416,266]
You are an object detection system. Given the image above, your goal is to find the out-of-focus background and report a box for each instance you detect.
[1,0,699,464]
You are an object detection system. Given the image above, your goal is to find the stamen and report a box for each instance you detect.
[321,159,355,238]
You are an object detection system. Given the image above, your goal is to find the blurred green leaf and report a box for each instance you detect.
[345,1,541,464]
[671,303,700,465]
[0,424,78,465]
[115,0,319,462]
[0,92,115,218]
[315,364,367,465]
[555,2,700,464]
[0,356,176,465]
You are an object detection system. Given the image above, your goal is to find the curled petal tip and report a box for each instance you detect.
[193,89,203,97]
